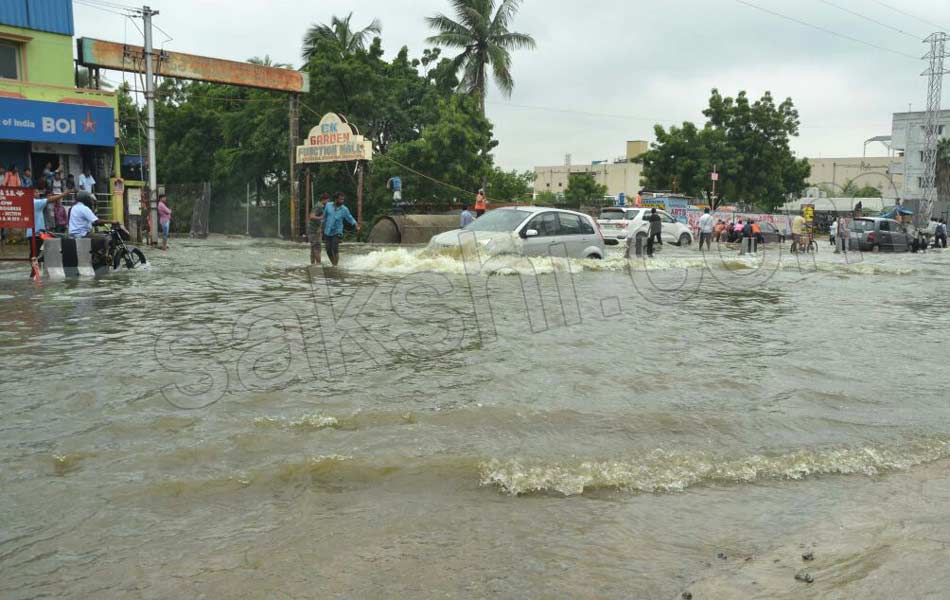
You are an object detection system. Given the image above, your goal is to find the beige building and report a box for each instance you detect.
[534,141,648,201]
[806,156,902,198]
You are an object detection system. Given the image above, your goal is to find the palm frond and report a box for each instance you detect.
[492,31,535,51]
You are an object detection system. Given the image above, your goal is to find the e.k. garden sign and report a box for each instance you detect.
[296,113,373,164]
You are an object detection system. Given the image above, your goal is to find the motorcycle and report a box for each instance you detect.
[86,223,147,270]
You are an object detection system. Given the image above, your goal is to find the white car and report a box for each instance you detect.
[596,207,693,246]
[428,207,606,259]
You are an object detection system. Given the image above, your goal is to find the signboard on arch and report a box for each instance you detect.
[296,113,372,164]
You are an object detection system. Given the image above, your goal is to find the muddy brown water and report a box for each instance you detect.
[2,237,950,598]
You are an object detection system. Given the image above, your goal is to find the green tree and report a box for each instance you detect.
[426,0,536,114]
[302,13,382,61]
[639,89,811,211]
[368,95,496,213]
[535,190,558,205]
[937,137,950,205]
[563,173,607,208]
[487,167,533,202]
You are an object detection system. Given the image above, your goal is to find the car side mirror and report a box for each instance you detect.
[524,229,539,238]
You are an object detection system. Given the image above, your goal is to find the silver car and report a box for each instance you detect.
[848,217,910,252]
[428,207,606,259]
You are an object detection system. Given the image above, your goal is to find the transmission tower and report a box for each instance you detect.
[919,32,950,226]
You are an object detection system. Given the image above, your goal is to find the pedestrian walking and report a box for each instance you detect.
[157,194,172,251]
[460,204,475,229]
[646,207,662,256]
[308,193,329,265]
[698,208,714,251]
[323,192,360,266]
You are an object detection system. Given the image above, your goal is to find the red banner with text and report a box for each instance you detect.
[0,187,35,229]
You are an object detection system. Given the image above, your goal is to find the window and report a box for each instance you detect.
[920,151,925,162]
[467,208,532,232]
[579,217,595,235]
[625,209,641,220]
[879,220,892,232]
[527,212,560,237]
[660,212,677,223]
[919,177,925,188]
[557,212,583,235]
[940,125,946,135]
[0,41,20,80]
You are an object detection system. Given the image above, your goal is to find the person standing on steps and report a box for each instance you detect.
[322,192,360,267]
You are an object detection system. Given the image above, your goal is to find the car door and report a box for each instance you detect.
[877,220,893,250]
[659,211,679,243]
[522,211,560,256]
[554,211,587,257]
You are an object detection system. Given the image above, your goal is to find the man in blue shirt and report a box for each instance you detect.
[322,192,360,266]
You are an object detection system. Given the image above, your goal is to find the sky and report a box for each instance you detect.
[74,0,950,171]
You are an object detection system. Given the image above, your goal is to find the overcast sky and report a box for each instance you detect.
[75,0,950,170]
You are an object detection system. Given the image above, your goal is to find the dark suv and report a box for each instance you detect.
[848,217,910,252]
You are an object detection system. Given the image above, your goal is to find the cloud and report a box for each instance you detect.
[74,0,950,171]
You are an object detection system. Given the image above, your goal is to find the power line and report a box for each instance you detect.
[817,0,924,41]
[869,0,949,34]
[73,0,129,17]
[733,0,920,60]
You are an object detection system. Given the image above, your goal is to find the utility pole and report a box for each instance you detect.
[288,94,300,239]
[246,183,250,236]
[277,182,281,238]
[141,5,160,246]
[919,32,949,228]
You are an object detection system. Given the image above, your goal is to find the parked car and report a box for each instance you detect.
[597,207,693,246]
[428,207,606,259]
[848,217,910,252]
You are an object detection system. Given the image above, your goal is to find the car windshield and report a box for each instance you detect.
[599,209,625,220]
[850,219,875,232]
[466,208,531,232]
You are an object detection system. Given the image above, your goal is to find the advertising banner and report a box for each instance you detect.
[0,97,115,146]
[296,113,372,164]
[0,187,35,229]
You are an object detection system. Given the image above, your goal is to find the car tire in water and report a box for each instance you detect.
[678,233,691,246]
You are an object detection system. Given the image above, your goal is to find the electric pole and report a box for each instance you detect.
[920,32,949,227]
[142,5,160,246]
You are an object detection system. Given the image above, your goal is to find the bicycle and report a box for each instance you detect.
[791,233,818,254]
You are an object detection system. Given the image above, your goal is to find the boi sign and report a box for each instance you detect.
[296,113,372,164]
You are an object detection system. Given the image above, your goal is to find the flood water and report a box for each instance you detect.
[2,236,950,599]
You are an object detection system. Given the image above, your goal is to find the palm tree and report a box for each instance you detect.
[248,55,291,69]
[426,0,536,114]
[302,13,382,61]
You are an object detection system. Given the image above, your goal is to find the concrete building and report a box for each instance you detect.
[0,0,120,217]
[805,156,902,198]
[890,110,950,201]
[534,141,648,201]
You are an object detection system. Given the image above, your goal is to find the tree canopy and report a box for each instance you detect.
[637,89,811,211]
[563,173,608,208]
[123,8,522,234]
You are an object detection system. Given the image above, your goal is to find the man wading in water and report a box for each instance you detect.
[646,208,662,257]
[322,192,360,266]
[308,193,329,265]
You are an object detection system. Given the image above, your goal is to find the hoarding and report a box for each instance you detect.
[0,97,115,146]
[0,187,35,228]
[77,38,310,94]
[296,113,373,164]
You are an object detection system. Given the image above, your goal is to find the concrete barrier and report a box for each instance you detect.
[367,215,461,245]
[41,237,108,279]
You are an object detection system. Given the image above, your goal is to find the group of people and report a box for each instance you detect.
[307,191,360,266]
[459,189,488,228]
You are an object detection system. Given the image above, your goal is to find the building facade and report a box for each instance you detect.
[890,109,950,201]
[0,0,119,217]
[534,141,648,201]
[805,156,902,199]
